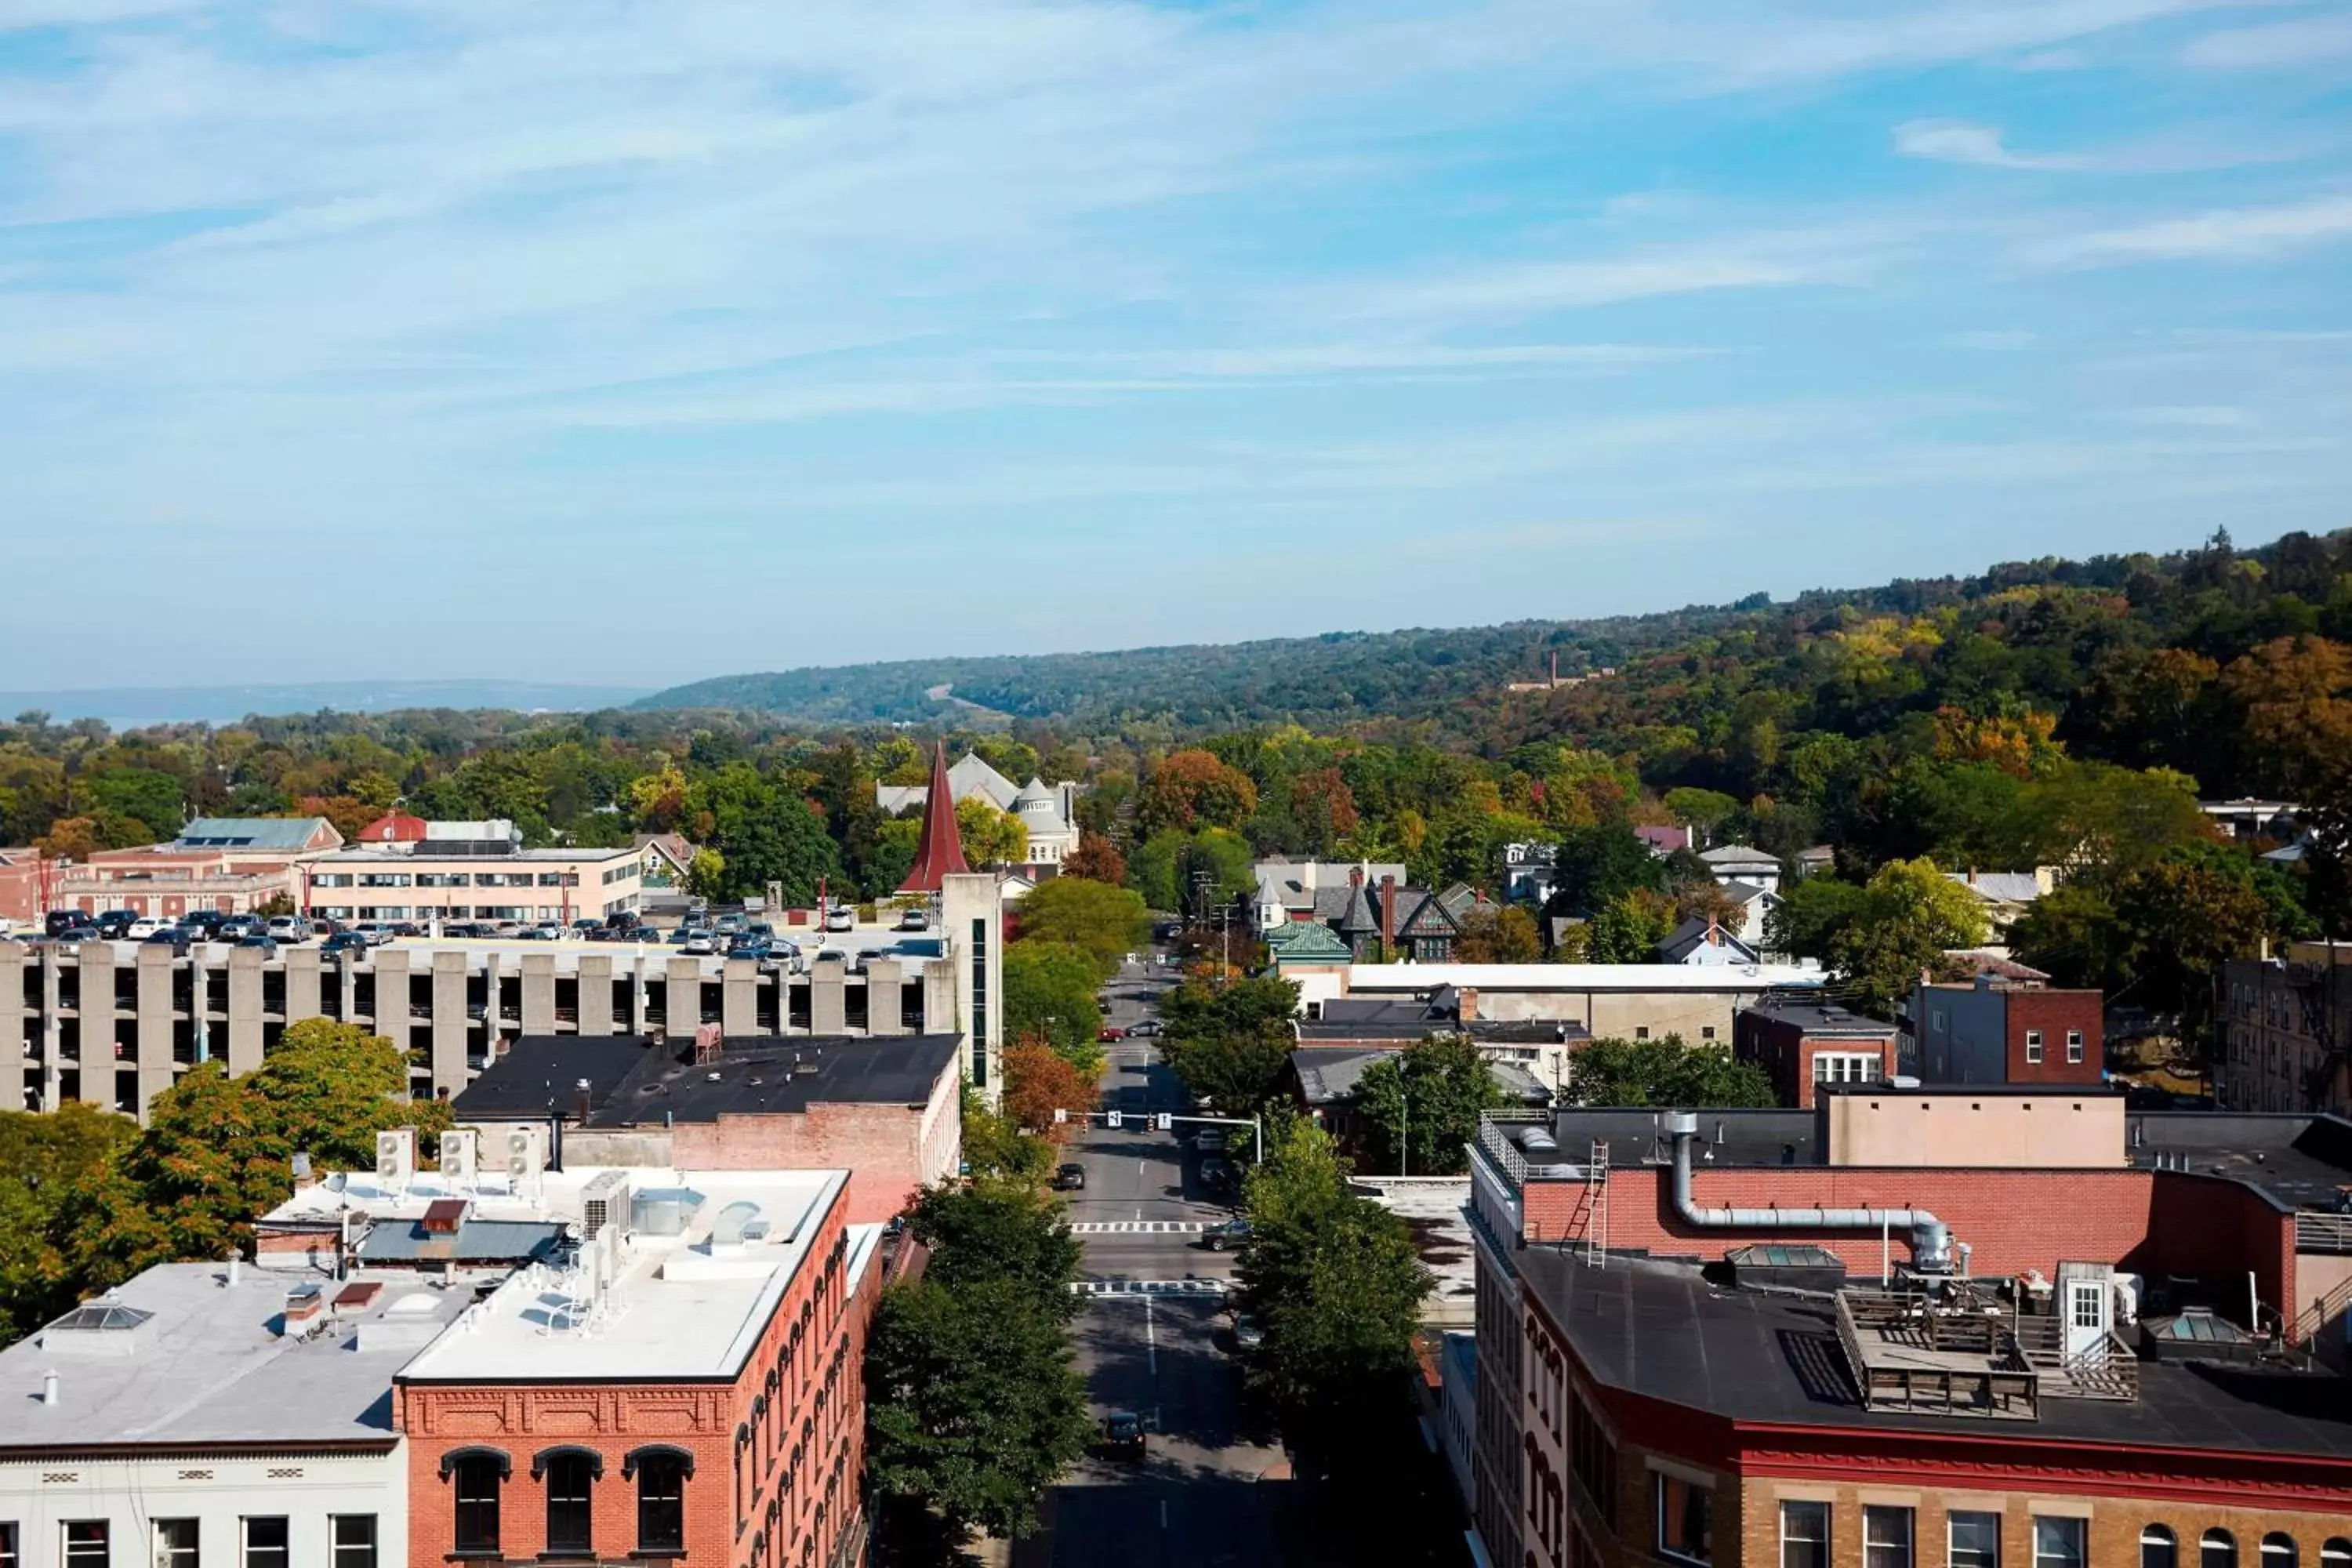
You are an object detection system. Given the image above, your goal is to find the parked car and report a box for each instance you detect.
[389,922,423,938]
[1200,1218,1252,1252]
[125,916,175,939]
[1098,1025,1127,1042]
[54,925,103,944]
[824,906,855,933]
[728,935,771,960]
[93,909,140,936]
[45,910,91,938]
[1100,1412,1145,1460]
[682,934,717,956]
[235,934,280,956]
[895,909,929,932]
[1128,1019,1161,1036]
[1194,1128,1227,1154]
[143,927,192,953]
[180,910,230,938]
[1231,1312,1265,1352]
[321,931,371,956]
[572,917,602,934]
[1052,1163,1087,1191]
[1199,1156,1235,1193]
[716,913,747,935]
[216,915,263,942]
[351,923,393,946]
[266,915,311,944]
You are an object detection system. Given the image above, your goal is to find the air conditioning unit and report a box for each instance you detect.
[504,1125,543,1181]
[580,1170,631,1242]
[441,1129,478,1188]
[375,1127,416,1189]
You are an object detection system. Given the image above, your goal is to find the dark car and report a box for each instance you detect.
[1101,1412,1145,1460]
[728,936,772,960]
[180,909,230,935]
[143,927,193,953]
[1052,1163,1087,1192]
[321,931,371,956]
[93,909,140,936]
[235,934,280,957]
[389,922,423,938]
[54,925,103,944]
[1199,1156,1236,1193]
[45,910,89,938]
[1200,1218,1252,1252]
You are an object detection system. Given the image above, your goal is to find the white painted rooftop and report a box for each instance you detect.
[1343,962,1824,993]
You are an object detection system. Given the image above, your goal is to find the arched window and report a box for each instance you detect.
[623,1446,691,1555]
[534,1448,599,1556]
[2262,1537,2299,1568]
[733,1422,752,1523]
[2205,1531,2240,1568]
[440,1448,510,1555]
[2321,1541,2350,1568]
[2143,1526,2178,1568]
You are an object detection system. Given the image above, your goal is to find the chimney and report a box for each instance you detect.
[291,1152,317,1192]
[575,1076,594,1122]
[1549,650,1559,687]
[41,1370,58,1407]
[227,1252,241,1287]
[1706,914,1721,947]
[1380,876,1397,956]
[1458,986,1479,1022]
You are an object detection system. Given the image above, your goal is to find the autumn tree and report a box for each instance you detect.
[1004,1041,1098,1140]
[1289,767,1361,858]
[1060,830,1126,885]
[1454,905,1542,964]
[2223,636,2352,797]
[1137,749,1258,837]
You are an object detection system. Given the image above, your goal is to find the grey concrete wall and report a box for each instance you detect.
[866,960,904,1036]
[0,945,25,1112]
[521,953,557,1034]
[431,950,469,1093]
[135,944,176,1120]
[577,954,613,1036]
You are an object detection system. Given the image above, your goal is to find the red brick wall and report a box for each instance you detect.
[2006,989,2103,1085]
[399,1185,867,1566]
[667,1066,957,1224]
[1733,1015,1899,1109]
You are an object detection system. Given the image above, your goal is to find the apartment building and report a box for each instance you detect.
[306,819,642,927]
[0,873,1005,1116]
[1733,1001,1900,1109]
[1465,1094,2352,1568]
[1907,975,2103,1087]
[2221,950,2352,1116]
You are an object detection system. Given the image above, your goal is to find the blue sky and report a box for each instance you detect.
[1,0,2347,691]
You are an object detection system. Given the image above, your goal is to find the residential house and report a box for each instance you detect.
[1944,866,2060,931]
[1698,842,1781,895]
[1655,916,1762,967]
[632,832,699,889]
[1907,973,2103,1086]
[1250,857,1408,933]
[1631,824,1692,857]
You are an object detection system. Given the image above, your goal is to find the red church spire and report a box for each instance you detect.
[898,740,971,892]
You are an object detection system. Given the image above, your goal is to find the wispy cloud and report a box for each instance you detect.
[2024,193,2352,266]
[1895,119,2089,170]
[2184,15,2352,67]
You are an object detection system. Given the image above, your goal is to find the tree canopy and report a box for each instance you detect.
[1353,1036,1511,1176]
[1566,1035,1776,1107]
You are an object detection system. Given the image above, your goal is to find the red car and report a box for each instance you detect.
[1099,1025,1128,1042]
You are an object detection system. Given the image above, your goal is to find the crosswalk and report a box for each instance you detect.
[1068,1220,1206,1235]
[1069,1278,1232,1298]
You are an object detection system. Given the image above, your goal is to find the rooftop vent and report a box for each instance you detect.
[421,1199,469,1236]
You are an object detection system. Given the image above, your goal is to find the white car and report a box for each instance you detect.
[126,916,175,939]
[824,908,855,933]
[354,923,395,946]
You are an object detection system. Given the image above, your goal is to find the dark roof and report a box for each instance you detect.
[1657,916,1762,964]
[2128,1112,2352,1214]
[1519,1248,2352,1460]
[1740,1000,1898,1036]
[1303,991,1589,1046]
[411,838,515,857]
[455,1032,962,1127]
[359,1218,564,1265]
[1549,1106,1821,1168]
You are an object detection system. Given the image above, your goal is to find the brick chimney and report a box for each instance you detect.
[1380,876,1397,956]
[1458,985,1479,1022]
[1706,914,1721,947]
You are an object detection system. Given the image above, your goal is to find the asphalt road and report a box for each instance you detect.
[1022,956,1285,1568]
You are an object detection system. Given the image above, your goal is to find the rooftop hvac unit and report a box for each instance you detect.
[580,1170,632,1241]
[375,1127,416,1189]
[441,1129,479,1188]
[504,1124,544,1182]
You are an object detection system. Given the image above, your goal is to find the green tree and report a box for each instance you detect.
[960,1086,1055,1188]
[70,1021,451,1286]
[1352,1036,1509,1176]
[1159,973,1301,1117]
[955,795,1029,868]
[1174,828,1256,917]
[1003,941,1108,1069]
[903,1178,1083,1323]
[1548,823,1664,916]
[1126,829,1186,911]
[82,766,185,839]
[1766,874,1870,961]
[1237,1117,1429,1432]
[687,763,840,905]
[1566,1035,1776,1106]
[1012,877,1150,978]
[1584,888,1677,962]
[1661,786,1740,842]
[0,1103,138,1346]
[684,848,728,901]
[1827,858,1990,1016]
[863,1276,1093,1542]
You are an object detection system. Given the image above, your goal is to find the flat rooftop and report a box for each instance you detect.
[1345,963,1824,992]
[395,1168,863,1385]
[452,1032,960,1123]
[1742,1000,1898,1036]
[9,931,949,973]
[0,1262,470,1452]
[1519,1249,2352,1458]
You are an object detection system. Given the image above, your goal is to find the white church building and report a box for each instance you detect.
[877,753,1082,872]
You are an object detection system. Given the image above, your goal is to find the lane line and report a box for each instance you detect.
[1145,1294,1156,1374]
[1160,1498,1169,1530]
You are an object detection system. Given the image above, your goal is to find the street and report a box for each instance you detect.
[1019,955,1287,1568]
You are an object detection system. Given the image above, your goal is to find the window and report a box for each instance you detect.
[2035,1519,2087,1568]
[630,1447,690,1555]
[1654,1472,1711,1564]
[241,1517,289,1568]
[1635,1026,1652,1040]
[1815,1052,1883,1084]
[154,1520,198,1568]
[2205,1531,2240,1568]
[541,1449,597,1555]
[2143,1526,2177,1568]
[1952,1512,2001,1568]
[2025,1029,2045,1063]
[1866,1507,1915,1568]
[330,1517,376,1568]
[63,1523,108,1566]
[1701,1026,1718,1041]
[1781,1501,1830,1568]
[2321,1541,2350,1568]
[450,1450,506,1555]
[2262,1538,2299,1568]
[0,1523,16,1568]
[2066,1029,2085,1063]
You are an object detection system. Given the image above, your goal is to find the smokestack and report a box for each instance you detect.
[41,1370,58,1407]
[575,1077,593,1122]
[1381,877,1396,956]
[227,1253,241,1287]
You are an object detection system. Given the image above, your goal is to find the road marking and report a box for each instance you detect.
[1160,1499,1169,1530]
[1068,1221,1207,1234]
[1069,1279,1232,1297]
[1145,1295,1156,1374]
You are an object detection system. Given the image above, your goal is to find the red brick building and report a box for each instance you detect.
[1910,975,2103,1086]
[0,846,44,930]
[1733,1002,1899,1109]
[394,1168,880,1567]
[1466,1097,2352,1568]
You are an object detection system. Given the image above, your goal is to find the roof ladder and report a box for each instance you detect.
[1583,1140,1610,1267]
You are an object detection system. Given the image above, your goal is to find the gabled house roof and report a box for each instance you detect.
[1657,916,1762,965]
[1700,843,1778,869]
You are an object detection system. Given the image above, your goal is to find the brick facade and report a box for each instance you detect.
[1733,1011,1899,1109]
[1519,1167,2299,1330]
[2005,989,2104,1086]
[667,1063,961,1224]
[397,1187,875,1567]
